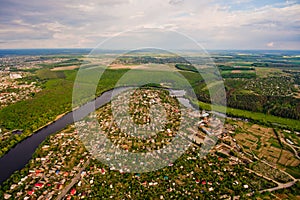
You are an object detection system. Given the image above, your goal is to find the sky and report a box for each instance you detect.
[0,0,299,50]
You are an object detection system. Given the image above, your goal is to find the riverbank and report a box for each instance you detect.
[0,87,117,184]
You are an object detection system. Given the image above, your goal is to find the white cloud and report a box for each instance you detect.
[0,0,299,49]
[267,42,274,47]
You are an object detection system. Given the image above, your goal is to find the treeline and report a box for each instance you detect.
[218,65,255,71]
[38,58,84,69]
[196,92,300,120]
[175,64,198,72]
[252,62,300,68]
[221,73,256,79]
[113,56,188,65]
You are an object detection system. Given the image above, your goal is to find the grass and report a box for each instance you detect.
[268,138,282,149]
[175,64,198,73]
[232,62,253,66]
[201,81,223,91]
[36,68,66,79]
[255,67,282,78]
[285,166,300,179]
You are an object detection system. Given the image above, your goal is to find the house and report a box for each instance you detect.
[34,183,43,188]
[201,113,209,118]
[10,73,22,79]
[286,138,294,145]
[70,188,76,195]
[4,193,12,199]
[56,184,63,190]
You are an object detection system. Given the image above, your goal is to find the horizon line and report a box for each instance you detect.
[0,48,299,51]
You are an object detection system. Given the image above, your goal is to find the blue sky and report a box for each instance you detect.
[0,0,299,49]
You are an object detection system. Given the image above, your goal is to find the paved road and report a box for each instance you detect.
[260,180,297,193]
[56,159,90,200]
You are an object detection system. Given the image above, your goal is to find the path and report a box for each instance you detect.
[281,138,300,160]
[56,159,90,200]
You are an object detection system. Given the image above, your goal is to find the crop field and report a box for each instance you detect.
[218,65,256,78]
[50,65,79,71]
[233,122,299,167]
[255,67,283,78]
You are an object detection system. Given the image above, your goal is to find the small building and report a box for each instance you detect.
[10,73,22,79]
[286,138,294,145]
[70,188,76,195]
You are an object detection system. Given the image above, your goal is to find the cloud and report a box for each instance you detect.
[169,0,184,5]
[267,42,274,47]
[0,0,299,49]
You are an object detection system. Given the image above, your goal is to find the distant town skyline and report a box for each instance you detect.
[0,0,299,50]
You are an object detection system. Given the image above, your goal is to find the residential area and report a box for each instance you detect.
[1,87,298,199]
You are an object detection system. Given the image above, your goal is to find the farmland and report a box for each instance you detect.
[232,122,300,167]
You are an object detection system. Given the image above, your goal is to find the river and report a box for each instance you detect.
[0,88,128,184]
[0,87,192,184]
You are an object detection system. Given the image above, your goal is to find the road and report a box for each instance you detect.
[280,138,300,160]
[56,159,90,200]
[234,139,299,199]
[260,180,298,193]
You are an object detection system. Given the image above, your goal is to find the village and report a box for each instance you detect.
[0,71,41,109]
[1,87,299,199]
[0,55,71,109]
[1,126,90,200]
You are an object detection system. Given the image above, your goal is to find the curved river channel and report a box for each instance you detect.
[0,87,192,184]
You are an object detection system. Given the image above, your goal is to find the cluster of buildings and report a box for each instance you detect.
[0,56,66,70]
[77,88,247,174]
[3,130,90,200]
[2,86,275,199]
[95,89,183,151]
[0,71,41,109]
[70,134,255,199]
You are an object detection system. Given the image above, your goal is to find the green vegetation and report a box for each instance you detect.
[0,68,128,157]
[1,51,300,199]
[36,68,66,79]
[175,64,198,73]
[285,166,300,179]
[250,161,293,183]
[268,138,282,149]
[38,58,84,68]
[217,65,256,78]
[193,100,300,131]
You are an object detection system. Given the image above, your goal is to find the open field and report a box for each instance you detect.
[255,67,283,78]
[50,65,79,71]
[233,122,299,167]
[108,63,175,71]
